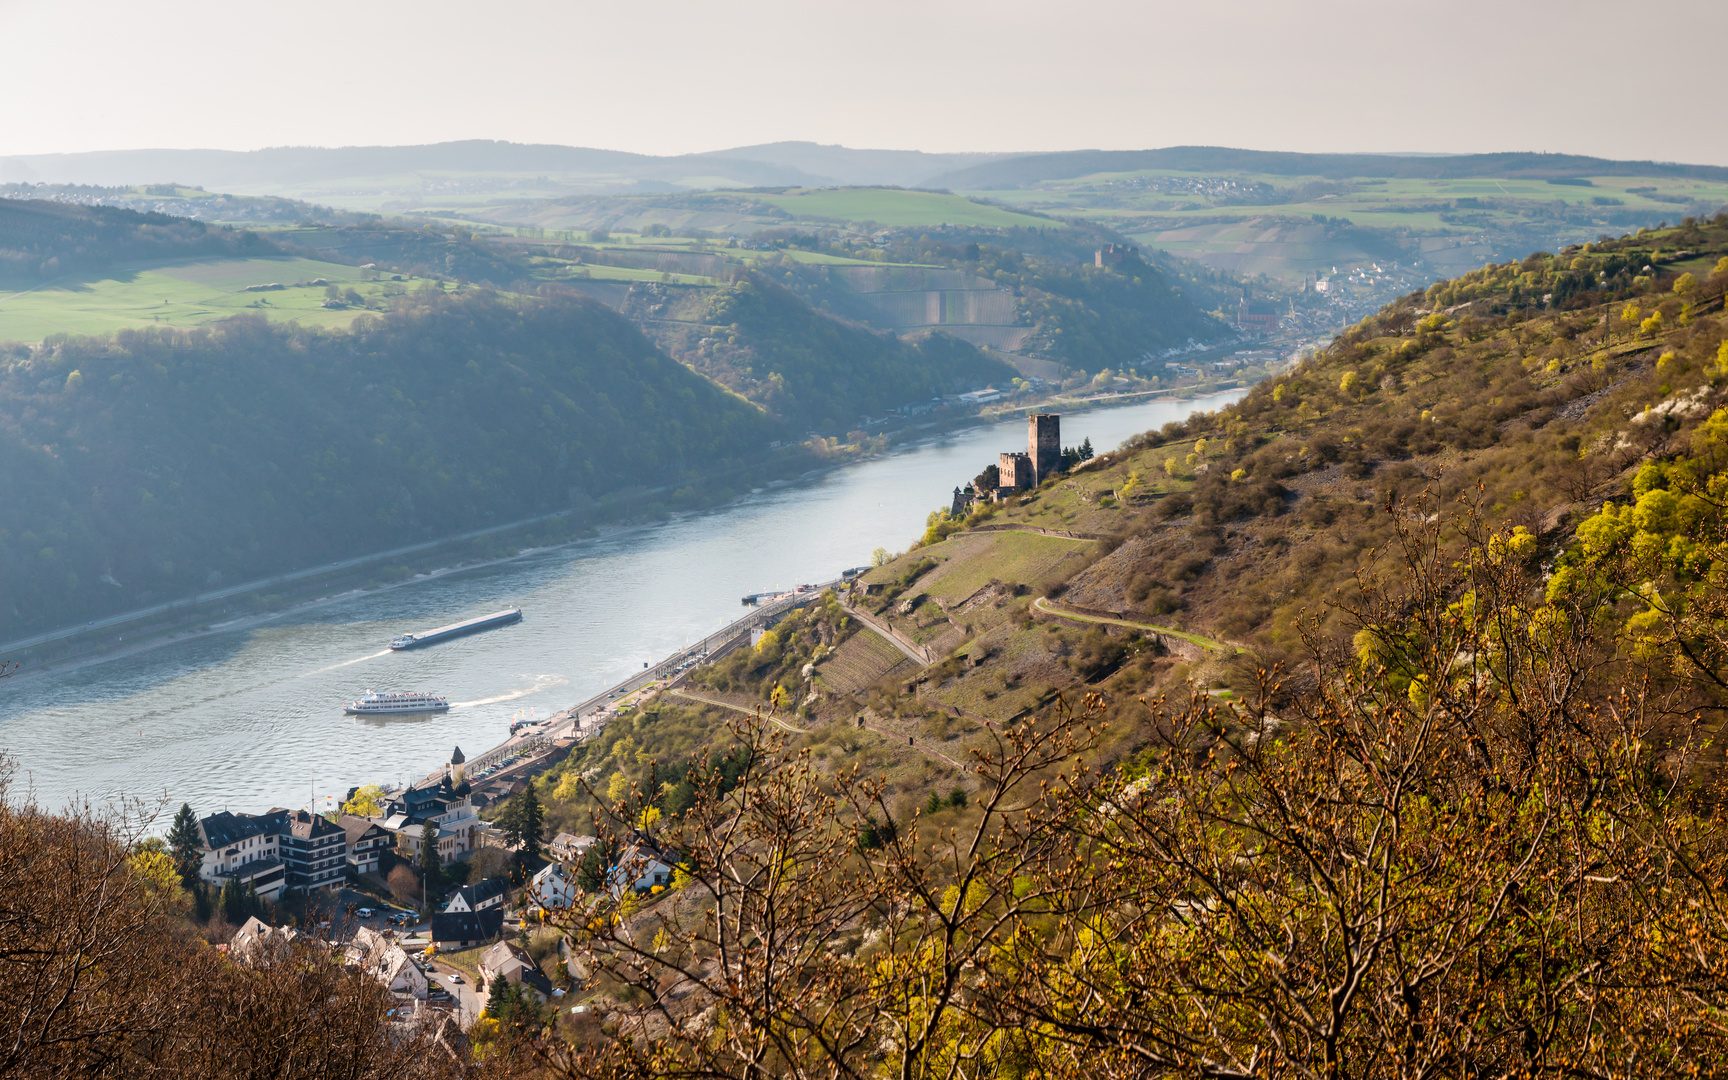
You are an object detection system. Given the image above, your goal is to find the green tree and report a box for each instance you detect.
[497,786,544,866]
[576,846,607,893]
[417,825,443,894]
[219,878,243,924]
[482,975,521,1019]
[167,802,202,884]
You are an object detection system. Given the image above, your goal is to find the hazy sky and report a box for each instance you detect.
[4,0,1724,164]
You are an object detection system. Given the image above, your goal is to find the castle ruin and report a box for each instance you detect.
[1029,413,1061,486]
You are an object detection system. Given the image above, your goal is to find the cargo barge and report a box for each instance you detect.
[389,608,522,650]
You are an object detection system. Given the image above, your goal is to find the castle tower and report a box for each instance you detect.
[1029,414,1061,485]
[446,745,466,787]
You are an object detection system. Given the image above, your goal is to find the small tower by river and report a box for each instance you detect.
[1029,414,1061,485]
[445,745,465,787]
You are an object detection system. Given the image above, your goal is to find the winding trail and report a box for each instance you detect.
[837,601,932,665]
[1032,596,1239,654]
[670,688,969,772]
[670,689,809,734]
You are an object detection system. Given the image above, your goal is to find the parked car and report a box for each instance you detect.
[355,907,374,918]
[448,974,463,984]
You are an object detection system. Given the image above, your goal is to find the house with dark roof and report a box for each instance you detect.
[478,940,554,1002]
[429,909,504,951]
[283,809,347,892]
[548,832,593,863]
[339,815,393,877]
[609,834,679,897]
[443,876,509,914]
[383,747,473,825]
[387,781,453,825]
[198,807,351,897]
[530,861,578,910]
[197,809,291,900]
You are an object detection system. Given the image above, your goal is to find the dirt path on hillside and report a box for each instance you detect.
[671,688,970,772]
[1032,596,1240,654]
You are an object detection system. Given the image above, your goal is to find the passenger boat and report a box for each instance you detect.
[389,608,523,650]
[343,690,451,715]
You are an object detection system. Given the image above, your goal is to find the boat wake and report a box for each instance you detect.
[301,649,392,678]
[451,674,567,709]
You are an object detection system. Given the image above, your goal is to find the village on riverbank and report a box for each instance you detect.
[167,569,855,1027]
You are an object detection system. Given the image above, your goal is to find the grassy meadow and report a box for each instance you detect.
[0,256,409,342]
[746,188,1055,229]
[967,169,1728,281]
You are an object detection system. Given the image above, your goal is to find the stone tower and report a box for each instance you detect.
[1029,414,1061,485]
[446,745,466,787]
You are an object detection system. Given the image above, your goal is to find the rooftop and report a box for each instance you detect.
[430,909,504,944]
[199,809,289,850]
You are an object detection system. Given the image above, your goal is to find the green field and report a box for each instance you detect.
[964,167,1728,283]
[747,188,1057,230]
[553,263,717,286]
[977,170,1728,219]
[915,531,1094,605]
[0,256,405,342]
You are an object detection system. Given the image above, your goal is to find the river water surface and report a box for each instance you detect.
[0,391,1243,817]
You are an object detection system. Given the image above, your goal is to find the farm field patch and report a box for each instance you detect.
[917,531,1093,606]
[0,256,387,342]
[748,188,1057,230]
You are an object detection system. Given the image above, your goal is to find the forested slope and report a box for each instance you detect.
[644,273,1016,430]
[0,199,275,280]
[0,288,770,637]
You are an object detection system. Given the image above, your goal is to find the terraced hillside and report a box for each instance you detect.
[533,211,1728,831]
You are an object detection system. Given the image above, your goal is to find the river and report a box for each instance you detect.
[0,391,1244,817]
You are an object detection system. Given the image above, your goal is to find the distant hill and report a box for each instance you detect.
[0,140,1006,196]
[926,146,1728,189]
[0,141,833,194]
[688,142,1006,188]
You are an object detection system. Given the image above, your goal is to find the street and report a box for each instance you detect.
[424,960,484,1025]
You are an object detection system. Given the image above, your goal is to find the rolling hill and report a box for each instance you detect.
[925,146,1728,189]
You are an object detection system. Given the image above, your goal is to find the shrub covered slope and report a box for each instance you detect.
[0,287,769,637]
[498,214,1728,1078]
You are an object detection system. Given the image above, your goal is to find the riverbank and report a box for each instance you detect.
[0,388,1251,815]
[0,380,1256,679]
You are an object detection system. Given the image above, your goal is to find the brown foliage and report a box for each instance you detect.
[0,770,468,1079]
[515,502,1728,1079]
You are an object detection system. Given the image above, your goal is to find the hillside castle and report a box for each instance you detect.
[952,413,1063,515]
